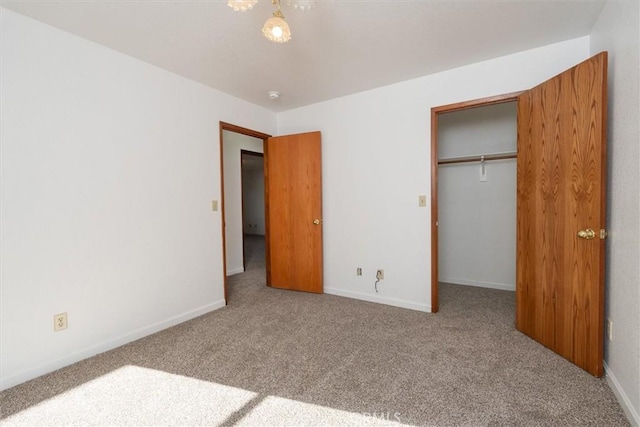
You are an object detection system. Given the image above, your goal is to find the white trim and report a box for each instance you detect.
[0,300,226,391]
[604,361,640,427]
[440,277,515,292]
[324,287,431,313]
[226,267,245,276]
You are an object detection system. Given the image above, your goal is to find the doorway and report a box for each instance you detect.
[220,125,324,302]
[219,122,270,303]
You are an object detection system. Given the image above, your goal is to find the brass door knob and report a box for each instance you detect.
[313,219,321,225]
[577,228,596,240]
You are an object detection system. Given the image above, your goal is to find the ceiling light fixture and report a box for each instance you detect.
[262,3,291,43]
[228,0,314,43]
[227,0,258,12]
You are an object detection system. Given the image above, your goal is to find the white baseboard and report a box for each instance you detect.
[324,287,431,313]
[0,300,226,391]
[226,267,245,276]
[439,277,515,292]
[604,361,640,426]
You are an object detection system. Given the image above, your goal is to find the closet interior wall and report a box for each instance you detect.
[437,102,517,292]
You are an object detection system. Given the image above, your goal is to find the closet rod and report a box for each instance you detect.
[438,151,517,165]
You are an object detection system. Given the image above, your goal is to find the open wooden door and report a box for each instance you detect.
[265,131,323,293]
[516,52,607,377]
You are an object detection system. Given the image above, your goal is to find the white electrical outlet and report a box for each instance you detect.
[606,318,613,341]
[357,267,362,276]
[54,313,68,331]
[376,269,384,280]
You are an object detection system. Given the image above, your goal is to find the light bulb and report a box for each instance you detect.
[262,13,291,43]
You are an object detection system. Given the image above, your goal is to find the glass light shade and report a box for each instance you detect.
[262,14,292,43]
[227,0,258,12]
[286,0,315,10]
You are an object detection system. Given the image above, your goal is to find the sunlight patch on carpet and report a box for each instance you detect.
[3,366,412,426]
[2,366,256,425]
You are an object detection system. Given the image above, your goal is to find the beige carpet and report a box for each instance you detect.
[0,235,629,426]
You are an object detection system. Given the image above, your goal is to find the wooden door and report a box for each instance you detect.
[516,52,607,377]
[265,131,323,293]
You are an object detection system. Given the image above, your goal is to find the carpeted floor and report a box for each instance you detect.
[0,235,630,426]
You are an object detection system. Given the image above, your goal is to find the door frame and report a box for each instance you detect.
[219,122,271,303]
[430,92,523,312]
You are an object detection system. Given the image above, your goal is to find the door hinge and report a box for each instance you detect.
[600,229,608,239]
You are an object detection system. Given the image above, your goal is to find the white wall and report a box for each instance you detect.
[242,164,265,235]
[0,8,276,390]
[438,103,517,291]
[222,131,264,275]
[277,37,591,312]
[590,1,640,424]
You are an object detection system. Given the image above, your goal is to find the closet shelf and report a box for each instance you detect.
[438,151,517,165]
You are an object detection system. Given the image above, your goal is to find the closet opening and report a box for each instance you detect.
[430,92,522,313]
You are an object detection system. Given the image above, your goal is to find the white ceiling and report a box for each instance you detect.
[2,0,606,112]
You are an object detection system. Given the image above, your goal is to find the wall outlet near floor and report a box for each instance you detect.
[357,267,362,276]
[606,318,613,341]
[54,312,68,331]
[376,269,384,280]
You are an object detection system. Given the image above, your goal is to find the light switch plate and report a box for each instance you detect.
[211,200,218,211]
[418,195,427,207]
